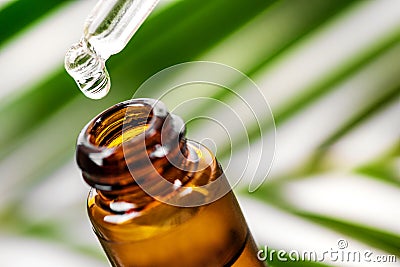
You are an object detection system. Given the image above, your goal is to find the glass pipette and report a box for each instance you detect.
[65,0,159,99]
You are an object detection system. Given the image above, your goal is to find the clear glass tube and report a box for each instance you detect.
[65,0,159,99]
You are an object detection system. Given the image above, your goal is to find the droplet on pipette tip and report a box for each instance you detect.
[65,39,110,99]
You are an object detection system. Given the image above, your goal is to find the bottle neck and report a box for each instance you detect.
[76,98,223,209]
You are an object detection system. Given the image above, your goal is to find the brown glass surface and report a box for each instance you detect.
[77,98,266,267]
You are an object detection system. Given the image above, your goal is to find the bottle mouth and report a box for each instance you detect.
[77,98,229,207]
[82,98,172,149]
[88,101,154,148]
[76,98,186,192]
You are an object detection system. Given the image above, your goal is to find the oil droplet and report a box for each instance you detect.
[65,39,110,99]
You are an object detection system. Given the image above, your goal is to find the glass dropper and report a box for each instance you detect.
[65,0,159,99]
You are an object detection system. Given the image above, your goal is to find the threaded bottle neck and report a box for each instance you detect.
[76,98,194,204]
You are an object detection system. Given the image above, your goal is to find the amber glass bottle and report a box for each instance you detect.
[76,98,266,267]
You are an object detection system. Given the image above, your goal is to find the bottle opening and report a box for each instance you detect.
[77,98,178,191]
[88,101,154,148]
[77,98,230,207]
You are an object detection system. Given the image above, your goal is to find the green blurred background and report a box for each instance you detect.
[0,0,399,266]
